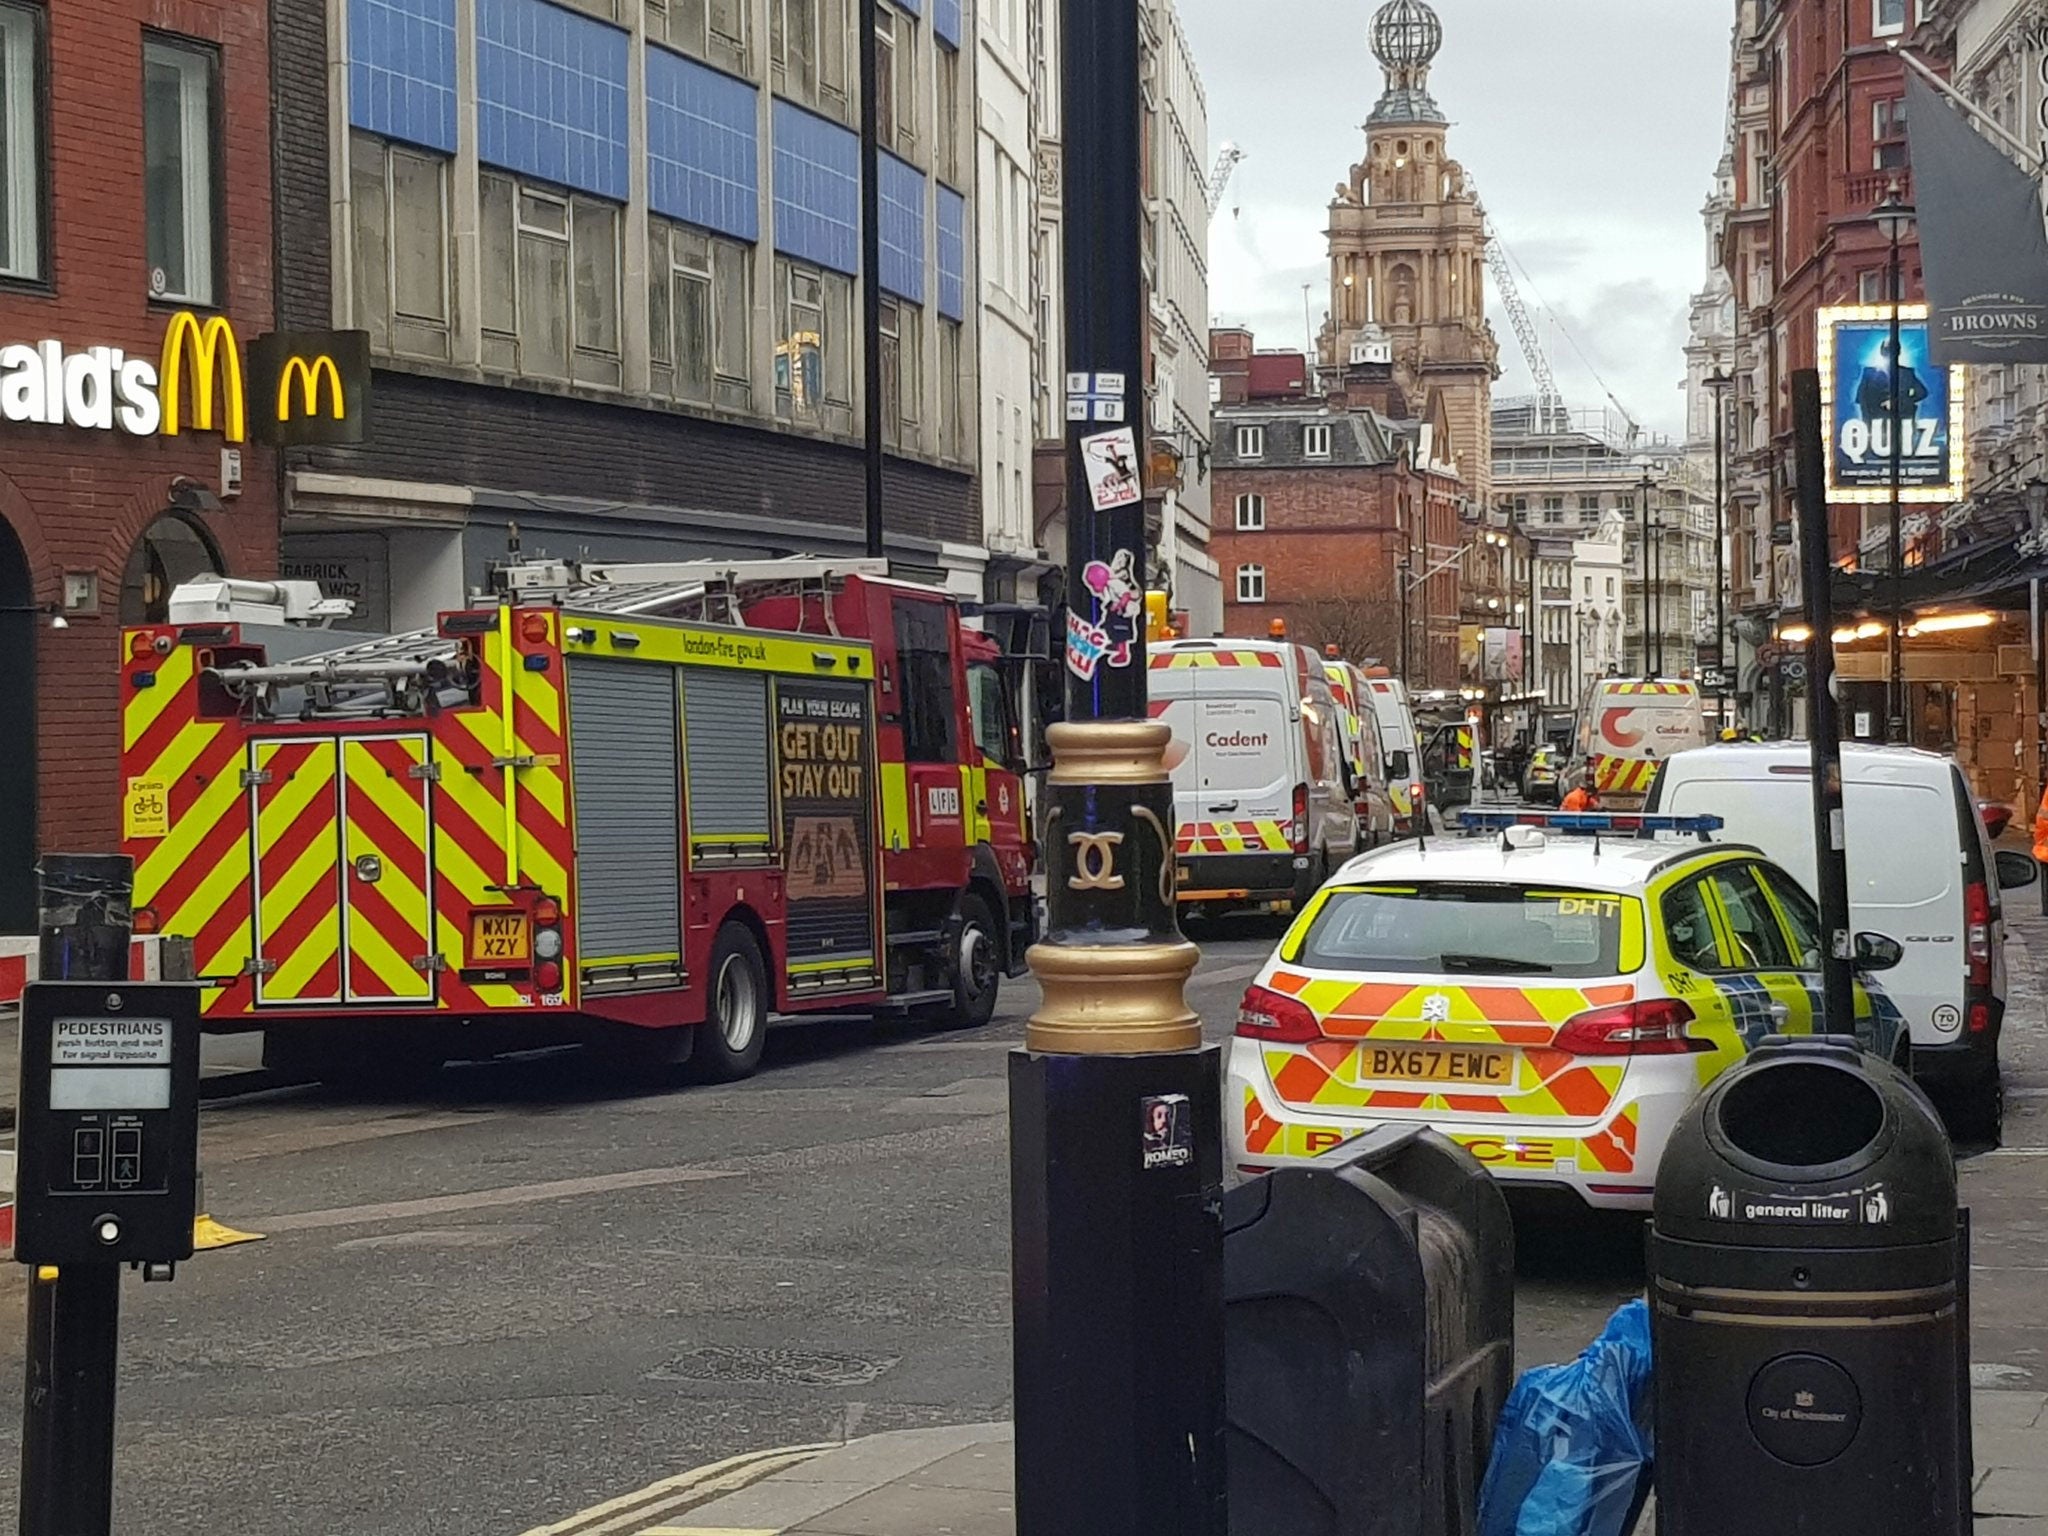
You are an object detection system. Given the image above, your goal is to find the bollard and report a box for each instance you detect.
[1223,1129,1514,1536]
[20,853,134,1536]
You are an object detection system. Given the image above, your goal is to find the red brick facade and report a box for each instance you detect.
[0,0,277,928]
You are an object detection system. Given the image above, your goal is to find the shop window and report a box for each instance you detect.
[0,2,42,282]
[120,513,221,625]
[649,0,750,76]
[142,34,217,305]
[351,133,452,362]
[480,172,622,389]
[1237,564,1266,603]
[774,256,854,433]
[649,216,753,412]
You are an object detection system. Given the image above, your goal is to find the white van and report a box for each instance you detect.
[1646,742,2037,1138]
[1151,639,1358,915]
[1360,671,1424,832]
[1568,678,1708,808]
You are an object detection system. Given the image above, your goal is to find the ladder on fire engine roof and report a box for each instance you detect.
[188,556,893,720]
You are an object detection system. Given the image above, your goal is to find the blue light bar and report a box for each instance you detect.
[1455,811,1725,838]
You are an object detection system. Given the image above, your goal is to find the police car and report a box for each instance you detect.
[1228,812,1907,1209]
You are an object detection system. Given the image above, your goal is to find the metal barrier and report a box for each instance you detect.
[1224,1127,1515,1536]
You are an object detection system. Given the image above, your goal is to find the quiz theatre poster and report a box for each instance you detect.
[776,678,879,978]
[1819,306,1965,504]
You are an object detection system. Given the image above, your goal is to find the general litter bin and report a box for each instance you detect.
[1649,1034,1969,1535]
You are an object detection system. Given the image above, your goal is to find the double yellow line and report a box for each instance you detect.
[516,1443,834,1536]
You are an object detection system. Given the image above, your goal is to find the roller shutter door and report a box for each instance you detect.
[682,668,772,852]
[565,657,680,964]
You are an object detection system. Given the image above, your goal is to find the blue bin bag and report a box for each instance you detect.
[1476,1299,1654,1536]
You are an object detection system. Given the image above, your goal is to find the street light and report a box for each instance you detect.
[1706,368,1735,727]
[1636,468,1658,677]
[1873,182,1916,743]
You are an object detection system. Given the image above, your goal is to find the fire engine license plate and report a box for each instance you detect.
[470,913,530,963]
[1363,1046,1512,1086]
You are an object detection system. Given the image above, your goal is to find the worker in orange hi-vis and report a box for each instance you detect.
[2033,782,2048,864]
[1560,773,1602,813]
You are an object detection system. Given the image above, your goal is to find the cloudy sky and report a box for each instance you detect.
[1178,0,1733,439]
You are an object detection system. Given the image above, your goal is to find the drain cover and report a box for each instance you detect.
[648,1345,900,1386]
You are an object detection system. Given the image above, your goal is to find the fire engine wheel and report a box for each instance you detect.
[687,924,769,1083]
[934,893,1002,1031]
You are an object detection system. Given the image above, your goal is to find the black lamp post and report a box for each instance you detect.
[1873,182,1916,743]
[1636,469,1657,677]
[1706,368,1734,725]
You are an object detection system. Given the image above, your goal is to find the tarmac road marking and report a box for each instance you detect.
[249,1165,742,1233]
[638,1529,778,1535]
[516,1444,831,1536]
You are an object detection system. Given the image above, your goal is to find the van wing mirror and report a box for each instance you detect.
[1852,932,1906,973]
[1387,750,1410,778]
[1995,848,2039,892]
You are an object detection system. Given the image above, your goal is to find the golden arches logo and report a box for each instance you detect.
[276,354,345,422]
[159,313,245,442]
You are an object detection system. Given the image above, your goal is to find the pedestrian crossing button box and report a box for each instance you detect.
[14,982,200,1267]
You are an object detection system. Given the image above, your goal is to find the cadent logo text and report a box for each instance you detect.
[0,311,245,441]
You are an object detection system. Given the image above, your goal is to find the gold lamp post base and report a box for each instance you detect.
[1025,939,1202,1055]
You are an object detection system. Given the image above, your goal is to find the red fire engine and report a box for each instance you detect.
[117,559,1037,1084]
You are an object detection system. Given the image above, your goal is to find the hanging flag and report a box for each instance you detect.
[1905,71,2048,363]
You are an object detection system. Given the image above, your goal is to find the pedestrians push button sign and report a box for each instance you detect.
[14,981,201,1267]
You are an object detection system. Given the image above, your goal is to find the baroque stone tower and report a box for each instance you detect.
[1323,0,1499,504]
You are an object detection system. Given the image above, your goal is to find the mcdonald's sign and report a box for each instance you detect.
[159,313,245,441]
[247,329,371,446]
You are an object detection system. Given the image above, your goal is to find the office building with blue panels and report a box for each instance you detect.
[272,0,981,631]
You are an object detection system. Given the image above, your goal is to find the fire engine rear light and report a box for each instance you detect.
[519,613,551,644]
[534,927,564,961]
[533,960,563,994]
[532,896,561,926]
[131,906,159,935]
[1290,784,1309,852]
[1236,983,1321,1044]
[1554,998,1706,1057]
[128,633,158,661]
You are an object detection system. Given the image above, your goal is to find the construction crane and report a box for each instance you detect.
[1206,141,1246,218]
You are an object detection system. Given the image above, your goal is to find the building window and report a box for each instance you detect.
[649,216,752,411]
[875,7,913,154]
[1578,493,1601,521]
[1606,577,1616,597]
[1511,496,1528,523]
[0,2,41,282]
[1236,564,1266,603]
[1236,493,1265,531]
[480,173,623,388]
[351,133,452,361]
[1236,425,1264,458]
[143,35,217,305]
[878,294,922,452]
[650,0,751,75]
[1872,0,1906,35]
[772,0,849,115]
[937,315,964,460]
[935,42,964,186]
[1542,495,1564,525]
[1303,422,1332,458]
[1873,95,1908,170]
[775,256,854,431]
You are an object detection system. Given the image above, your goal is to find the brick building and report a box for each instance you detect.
[0,0,279,930]
[270,0,984,634]
[1210,335,1462,685]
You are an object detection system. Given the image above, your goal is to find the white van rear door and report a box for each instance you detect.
[1844,777,1959,1041]
[1194,684,1294,832]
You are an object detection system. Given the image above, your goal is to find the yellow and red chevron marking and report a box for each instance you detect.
[1175,819,1291,855]
[340,737,435,1002]
[1580,1103,1641,1173]
[251,739,345,1004]
[123,638,259,1016]
[1149,649,1286,670]
[1606,682,1696,696]
[1593,756,1658,795]
[1266,969,1634,1043]
[427,611,574,1013]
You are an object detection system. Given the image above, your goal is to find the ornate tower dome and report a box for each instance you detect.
[1368,0,1447,126]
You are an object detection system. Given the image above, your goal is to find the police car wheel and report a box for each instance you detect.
[687,923,769,1083]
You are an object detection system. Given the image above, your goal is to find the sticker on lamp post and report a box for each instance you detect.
[1081,427,1143,511]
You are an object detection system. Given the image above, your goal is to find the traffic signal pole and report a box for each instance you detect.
[1008,0,1225,1530]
